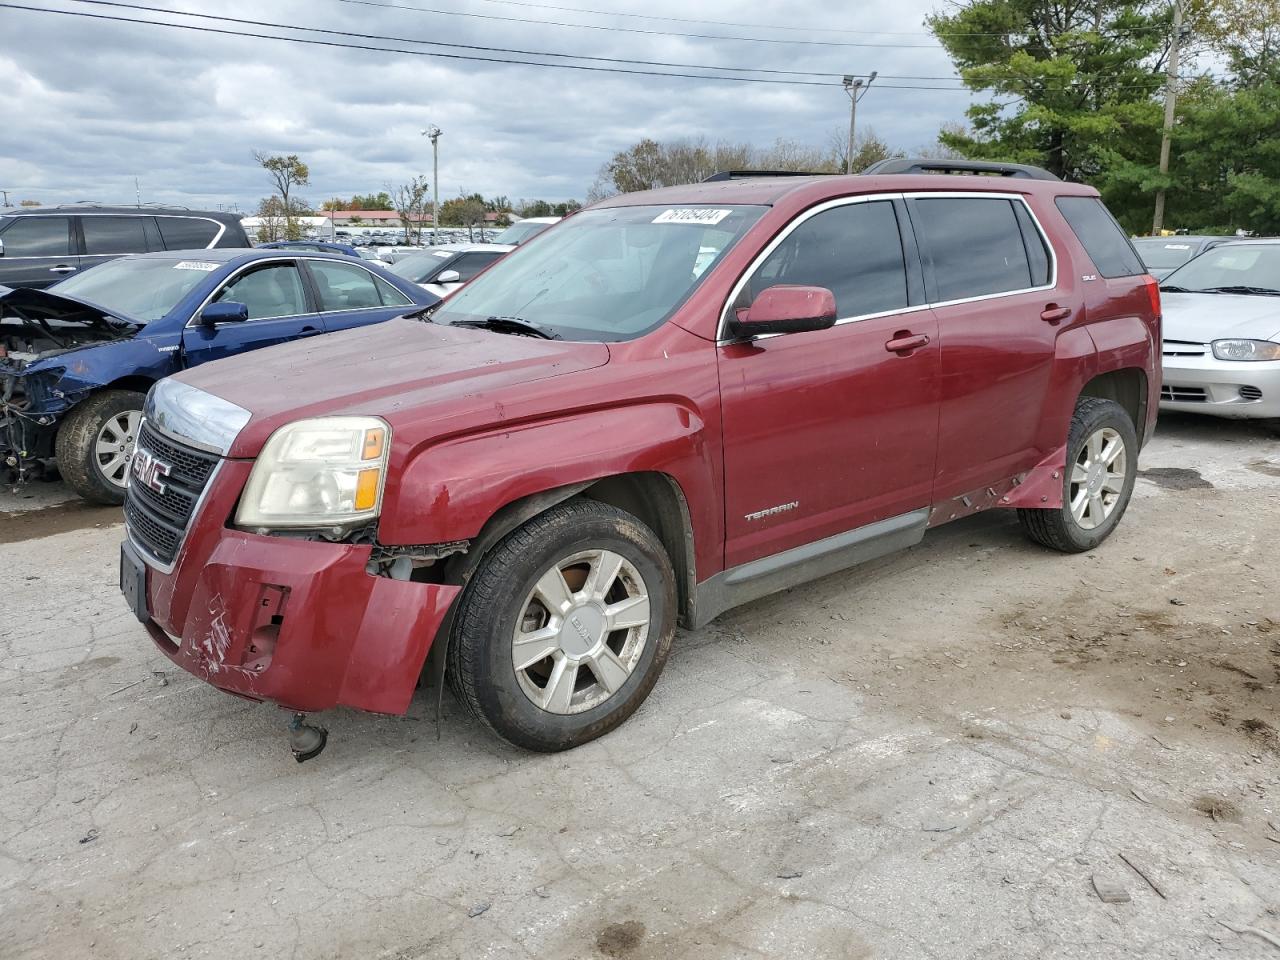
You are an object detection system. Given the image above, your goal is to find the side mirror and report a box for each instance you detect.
[729,285,837,338]
[435,269,461,284]
[200,301,249,326]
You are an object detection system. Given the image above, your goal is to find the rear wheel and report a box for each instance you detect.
[448,499,676,751]
[1018,397,1138,553]
[55,389,147,505]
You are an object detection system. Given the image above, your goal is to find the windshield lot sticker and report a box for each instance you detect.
[652,208,732,226]
[174,261,218,271]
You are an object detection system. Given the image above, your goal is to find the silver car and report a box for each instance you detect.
[1159,239,1280,422]
[1132,235,1234,280]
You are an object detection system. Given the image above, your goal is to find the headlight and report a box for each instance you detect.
[1211,339,1280,361]
[236,416,390,530]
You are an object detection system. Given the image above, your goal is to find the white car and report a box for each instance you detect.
[386,243,511,299]
[491,216,561,246]
[1159,239,1280,423]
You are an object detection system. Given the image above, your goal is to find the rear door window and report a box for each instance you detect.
[1054,196,1144,278]
[157,216,220,250]
[750,200,909,319]
[81,216,149,255]
[308,259,410,310]
[0,217,72,256]
[910,197,1034,301]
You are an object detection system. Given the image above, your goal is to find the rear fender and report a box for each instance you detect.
[1087,316,1159,443]
[378,402,721,577]
[1002,326,1099,511]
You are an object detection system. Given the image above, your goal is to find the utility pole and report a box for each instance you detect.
[1152,1,1185,235]
[842,72,877,174]
[421,125,442,245]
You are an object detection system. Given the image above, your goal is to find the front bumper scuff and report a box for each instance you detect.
[144,528,460,714]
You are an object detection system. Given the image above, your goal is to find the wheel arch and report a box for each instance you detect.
[1080,367,1148,444]
[444,471,698,628]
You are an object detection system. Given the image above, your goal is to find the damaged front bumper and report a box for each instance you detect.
[128,460,461,714]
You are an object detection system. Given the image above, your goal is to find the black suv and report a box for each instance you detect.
[0,206,251,289]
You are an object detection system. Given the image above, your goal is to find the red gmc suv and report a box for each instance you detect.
[120,161,1161,756]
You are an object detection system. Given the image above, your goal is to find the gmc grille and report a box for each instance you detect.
[125,421,221,566]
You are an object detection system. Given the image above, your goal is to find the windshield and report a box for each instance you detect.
[432,205,766,341]
[1133,238,1202,270]
[493,220,554,245]
[52,257,216,322]
[1161,244,1280,293]
[388,250,452,283]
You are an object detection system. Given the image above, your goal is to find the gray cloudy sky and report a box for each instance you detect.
[1,0,978,211]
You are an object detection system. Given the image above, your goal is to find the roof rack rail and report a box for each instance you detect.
[701,170,830,182]
[861,157,1060,181]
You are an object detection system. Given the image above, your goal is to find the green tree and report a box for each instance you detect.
[439,193,489,238]
[254,152,310,238]
[927,0,1171,186]
[351,191,394,211]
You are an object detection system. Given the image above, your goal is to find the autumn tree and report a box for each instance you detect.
[254,152,310,238]
[391,176,431,244]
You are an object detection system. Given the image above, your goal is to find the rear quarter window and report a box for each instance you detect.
[157,216,220,250]
[1054,196,1145,278]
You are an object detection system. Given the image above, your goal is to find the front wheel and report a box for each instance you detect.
[54,389,147,505]
[448,499,676,751]
[1018,397,1139,553]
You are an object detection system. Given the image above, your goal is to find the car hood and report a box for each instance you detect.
[175,317,611,457]
[1160,292,1280,343]
[0,285,143,330]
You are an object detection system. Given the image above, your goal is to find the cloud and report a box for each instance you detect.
[0,0,975,210]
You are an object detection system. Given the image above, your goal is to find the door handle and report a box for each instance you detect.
[885,332,930,354]
[298,326,322,337]
[1040,304,1072,324]
[49,265,77,274]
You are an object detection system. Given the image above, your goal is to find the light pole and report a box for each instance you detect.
[1152,1,1187,235]
[842,72,877,175]
[421,125,442,245]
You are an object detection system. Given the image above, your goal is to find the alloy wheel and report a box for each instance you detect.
[94,410,142,488]
[1069,426,1127,530]
[511,549,652,715]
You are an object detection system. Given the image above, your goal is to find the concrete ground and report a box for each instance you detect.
[2,413,1278,960]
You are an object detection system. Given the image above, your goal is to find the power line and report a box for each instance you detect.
[44,0,1185,89]
[54,0,866,79]
[464,0,1168,38]
[5,3,1185,93]
[0,3,843,84]
[330,0,944,48]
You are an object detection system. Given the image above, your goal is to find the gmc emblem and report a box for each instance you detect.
[130,447,172,495]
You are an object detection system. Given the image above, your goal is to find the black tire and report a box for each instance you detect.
[54,389,146,505]
[448,499,677,751]
[1018,397,1139,553]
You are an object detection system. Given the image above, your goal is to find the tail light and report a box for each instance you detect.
[1142,274,1161,318]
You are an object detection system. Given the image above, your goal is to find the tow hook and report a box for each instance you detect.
[288,713,328,763]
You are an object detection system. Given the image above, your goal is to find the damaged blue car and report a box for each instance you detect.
[0,249,438,503]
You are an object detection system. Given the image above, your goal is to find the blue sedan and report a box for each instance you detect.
[0,248,438,503]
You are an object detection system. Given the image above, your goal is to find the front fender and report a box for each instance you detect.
[378,401,721,576]
[20,336,179,415]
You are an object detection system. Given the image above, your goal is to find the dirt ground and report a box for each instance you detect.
[2,412,1278,960]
